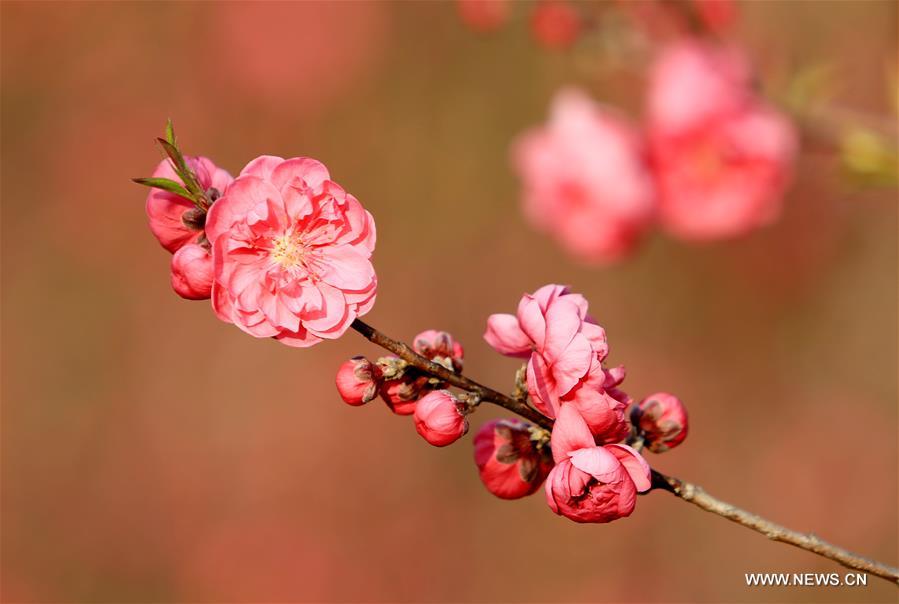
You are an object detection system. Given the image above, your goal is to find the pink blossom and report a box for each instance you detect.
[633,392,688,453]
[335,356,381,406]
[145,156,233,253]
[485,284,609,419]
[545,404,651,523]
[413,330,464,373]
[414,391,469,447]
[648,41,797,240]
[513,88,656,264]
[204,156,377,347]
[530,1,582,50]
[557,358,630,442]
[170,243,214,300]
[473,419,554,499]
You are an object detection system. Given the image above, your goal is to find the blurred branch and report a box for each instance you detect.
[651,471,899,584]
[351,318,899,585]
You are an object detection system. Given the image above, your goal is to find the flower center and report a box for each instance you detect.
[270,232,307,268]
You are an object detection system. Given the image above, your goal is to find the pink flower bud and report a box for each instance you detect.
[170,243,213,300]
[379,378,422,415]
[413,329,464,372]
[414,390,469,447]
[145,156,232,253]
[473,419,553,499]
[633,392,688,453]
[335,356,381,406]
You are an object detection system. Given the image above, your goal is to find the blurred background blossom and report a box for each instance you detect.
[1,1,896,602]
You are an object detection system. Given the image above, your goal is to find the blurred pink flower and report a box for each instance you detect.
[336,356,381,406]
[170,243,214,300]
[457,0,510,33]
[205,156,377,347]
[473,418,554,499]
[485,284,609,419]
[513,88,656,264]
[414,390,469,447]
[413,329,464,373]
[633,392,688,452]
[647,40,798,240]
[545,404,651,523]
[530,1,582,50]
[145,156,232,253]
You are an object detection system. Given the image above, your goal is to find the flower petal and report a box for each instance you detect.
[319,245,375,291]
[484,313,532,357]
[605,444,652,492]
[550,403,595,462]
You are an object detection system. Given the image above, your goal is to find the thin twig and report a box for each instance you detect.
[651,470,899,584]
[350,318,898,585]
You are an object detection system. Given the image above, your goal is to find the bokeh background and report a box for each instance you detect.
[1,1,896,602]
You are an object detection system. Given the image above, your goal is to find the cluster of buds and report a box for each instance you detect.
[336,330,472,446]
[335,286,690,524]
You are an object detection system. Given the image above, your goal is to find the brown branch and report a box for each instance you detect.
[351,318,898,585]
[350,319,551,429]
[651,470,899,584]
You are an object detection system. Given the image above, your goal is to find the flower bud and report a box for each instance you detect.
[473,419,553,499]
[414,390,469,447]
[632,392,688,453]
[413,329,464,373]
[379,377,422,415]
[335,356,381,406]
[170,243,213,300]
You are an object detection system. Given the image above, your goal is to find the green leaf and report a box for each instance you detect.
[132,176,193,199]
[156,137,204,199]
[164,119,176,146]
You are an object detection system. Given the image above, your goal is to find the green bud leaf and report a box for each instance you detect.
[156,137,205,199]
[164,119,176,146]
[132,176,193,199]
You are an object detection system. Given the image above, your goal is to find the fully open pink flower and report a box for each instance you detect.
[513,88,656,264]
[545,404,651,523]
[204,156,376,347]
[145,156,233,253]
[485,284,610,419]
[473,419,554,499]
[648,41,797,240]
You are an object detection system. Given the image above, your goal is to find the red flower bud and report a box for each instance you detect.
[335,357,381,406]
[170,243,213,300]
[633,392,688,453]
[414,390,469,447]
[473,419,553,499]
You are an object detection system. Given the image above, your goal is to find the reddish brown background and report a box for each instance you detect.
[1,1,896,602]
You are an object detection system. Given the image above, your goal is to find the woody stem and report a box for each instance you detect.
[349,318,898,585]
